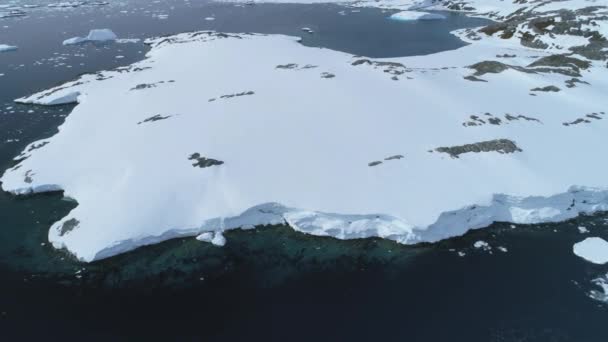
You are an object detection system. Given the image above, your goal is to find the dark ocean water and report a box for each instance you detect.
[1,1,607,341]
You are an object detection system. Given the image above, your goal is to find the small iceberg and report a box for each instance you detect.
[573,237,608,264]
[389,11,446,21]
[0,44,18,53]
[63,29,117,46]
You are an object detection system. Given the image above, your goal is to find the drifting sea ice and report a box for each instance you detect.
[0,44,18,52]
[573,237,608,264]
[63,29,117,46]
[389,11,446,21]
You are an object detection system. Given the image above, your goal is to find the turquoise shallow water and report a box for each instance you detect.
[1,1,607,340]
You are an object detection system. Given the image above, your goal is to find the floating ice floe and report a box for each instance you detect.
[573,237,608,264]
[116,38,141,44]
[389,11,446,21]
[0,44,17,53]
[590,273,608,304]
[63,29,117,46]
[205,17,215,21]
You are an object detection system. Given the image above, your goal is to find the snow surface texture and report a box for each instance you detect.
[3,0,608,261]
[63,29,117,46]
[573,237,608,264]
[390,11,446,21]
[0,44,18,52]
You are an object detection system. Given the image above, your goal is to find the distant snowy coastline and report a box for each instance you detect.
[3,0,608,261]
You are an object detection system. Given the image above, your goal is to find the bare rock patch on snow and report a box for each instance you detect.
[435,139,522,158]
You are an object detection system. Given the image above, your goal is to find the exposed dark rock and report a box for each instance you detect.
[468,61,511,76]
[531,85,561,92]
[189,153,224,168]
[368,161,383,167]
[59,218,80,236]
[320,72,335,79]
[464,113,541,127]
[488,117,502,125]
[24,170,33,184]
[130,80,174,91]
[563,118,590,126]
[587,113,603,120]
[565,77,590,88]
[520,31,550,49]
[529,54,590,69]
[384,155,404,161]
[435,139,522,158]
[219,91,255,99]
[137,114,172,125]
[463,75,488,82]
[351,59,372,66]
[276,63,299,69]
[27,141,49,152]
[504,113,541,123]
[131,83,157,90]
[563,112,605,126]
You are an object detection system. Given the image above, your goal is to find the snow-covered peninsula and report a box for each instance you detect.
[2,0,608,262]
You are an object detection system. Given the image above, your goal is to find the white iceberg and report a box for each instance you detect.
[63,29,118,46]
[0,44,18,52]
[389,11,446,21]
[573,237,608,264]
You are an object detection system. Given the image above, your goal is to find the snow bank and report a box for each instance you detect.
[0,44,18,52]
[196,231,226,246]
[63,29,117,46]
[390,11,446,21]
[573,237,608,264]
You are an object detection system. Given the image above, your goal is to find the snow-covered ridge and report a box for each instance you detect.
[3,0,608,262]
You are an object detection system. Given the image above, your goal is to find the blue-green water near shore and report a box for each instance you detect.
[1,1,607,341]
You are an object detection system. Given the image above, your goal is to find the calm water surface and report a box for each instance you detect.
[0,1,607,341]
